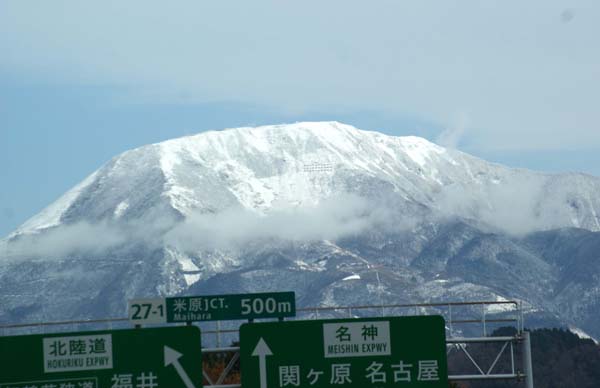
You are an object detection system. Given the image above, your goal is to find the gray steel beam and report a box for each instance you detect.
[523,330,535,388]
[449,374,519,380]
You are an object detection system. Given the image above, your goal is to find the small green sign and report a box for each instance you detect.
[166,291,296,323]
[0,326,202,388]
[240,315,448,388]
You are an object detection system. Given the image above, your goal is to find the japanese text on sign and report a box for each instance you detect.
[170,297,226,322]
[110,372,159,388]
[43,335,113,373]
[0,377,98,388]
[276,360,440,386]
[323,321,391,358]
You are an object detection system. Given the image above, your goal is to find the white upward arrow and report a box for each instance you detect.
[252,338,273,388]
[164,346,196,388]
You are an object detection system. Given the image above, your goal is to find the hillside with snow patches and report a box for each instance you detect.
[2,122,600,338]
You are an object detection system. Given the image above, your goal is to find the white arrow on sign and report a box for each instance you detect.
[252,337,273,388]
[164,346,196,388]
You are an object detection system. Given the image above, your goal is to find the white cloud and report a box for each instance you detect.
[436,112,470,149]
[3,194,408,258]
[164,194,400,251]
[435,174,575,235]
[5,222,128,258]
[3,213,175,260]
[0,179,589,258]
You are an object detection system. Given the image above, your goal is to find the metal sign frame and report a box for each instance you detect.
[0,300,534,388]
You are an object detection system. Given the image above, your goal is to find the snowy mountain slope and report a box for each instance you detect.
[9,122,600,238]
[2,122,600,338]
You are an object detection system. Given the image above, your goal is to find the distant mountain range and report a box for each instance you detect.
[1,122,599,339]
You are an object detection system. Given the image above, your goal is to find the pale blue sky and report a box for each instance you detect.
[1,0,599,237]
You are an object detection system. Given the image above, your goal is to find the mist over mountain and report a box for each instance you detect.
[1,122,600,338]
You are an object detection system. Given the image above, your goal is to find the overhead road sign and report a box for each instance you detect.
[166,291,296,323]
[129,291,295,324]
[0,326,203,388]
[241,315,448,388]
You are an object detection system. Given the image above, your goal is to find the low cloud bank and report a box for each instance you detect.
[165,194,404,251]
[3,194,412,259]
[3,180,584,260]
[436,174,575,235]
[2,215,174,260]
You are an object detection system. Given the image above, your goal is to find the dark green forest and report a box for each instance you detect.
[449,328,600,388]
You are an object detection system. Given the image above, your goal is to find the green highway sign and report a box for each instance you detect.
[0,326,203,388]
[240,315,448,388]
[165,291,296,323]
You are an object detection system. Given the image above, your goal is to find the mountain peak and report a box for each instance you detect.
[4,123,600,342]
[7,122,600,240]
[159,121,441,155]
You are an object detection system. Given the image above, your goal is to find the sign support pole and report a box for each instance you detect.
[523,331,534,388]
[216,320,221,348]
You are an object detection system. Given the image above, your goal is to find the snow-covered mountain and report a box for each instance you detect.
[2,122,600,338]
